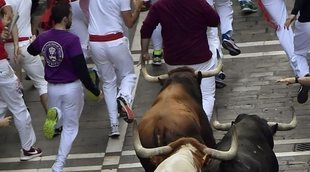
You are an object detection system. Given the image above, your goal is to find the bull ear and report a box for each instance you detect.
[197,71,202,85]
[270,123,278,135]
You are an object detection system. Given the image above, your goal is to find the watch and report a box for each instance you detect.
[295,76,299,83]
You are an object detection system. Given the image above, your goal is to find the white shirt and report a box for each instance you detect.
[69,1,89,51]
[5,0,32,38]
[88,0,131,35]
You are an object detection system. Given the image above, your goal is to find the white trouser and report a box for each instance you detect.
[166,58,216,120]
[5,41,47,95]
[0,59,36,150]
[70,1,90,59]
[214,0,234,35]
[151,24,163,51]
[260,0,298,76]
[206,0,224,58]
[150,0,162,51]
[89,37,137,126]
[294,21,310,77]
[49,81,84,172]
[207,27,224,59]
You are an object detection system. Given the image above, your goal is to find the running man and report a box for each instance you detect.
[5,0,48,113]
[88,0,142,137]
[27,2,102,171]
[0,0,42,161]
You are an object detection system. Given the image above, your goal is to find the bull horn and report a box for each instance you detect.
[203,124,238,160]
[267,107,297,131]
[212,111,232,131]
[140,58,169,82]
[140,51,223,82]
[133,120,173,158]
[195,58,223,77]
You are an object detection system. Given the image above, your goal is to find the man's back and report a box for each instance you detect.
[141,0,220,65]
[88,0,129,35]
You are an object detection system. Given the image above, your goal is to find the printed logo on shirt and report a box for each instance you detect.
[42,41,64,67]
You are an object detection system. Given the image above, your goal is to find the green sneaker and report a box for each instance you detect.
[240,1,257,15]
[152,50,163,66]
[43,107,58,139]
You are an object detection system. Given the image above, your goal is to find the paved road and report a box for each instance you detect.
[0,0,310,171]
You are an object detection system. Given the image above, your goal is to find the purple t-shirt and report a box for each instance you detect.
[140,0,220,65]
[30,29,83,83]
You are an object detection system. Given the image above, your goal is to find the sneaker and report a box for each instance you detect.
[222,35,241,56]
[52,160,64,172]
[240,1,257,14]
[297,85,309,104]
[152,51,162,66]
[140,1,151,12]
[109,125,120,138]
[117,97,134,123]
[43,107,58,139]
[20,147,42,161]
[217,71,226,80]
[215,77,226,89]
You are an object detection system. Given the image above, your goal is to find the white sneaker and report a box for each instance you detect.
[20,147,42,161]
[52,160,65,172]
[109,125,120,137]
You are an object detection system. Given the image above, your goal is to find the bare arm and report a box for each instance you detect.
[1,5,13,25]
[141,37,151,61]
[11,23,23,81]
[285,0,303,29]
[11,23,19,55]
[277,76,310,86]
[121,0,143,28]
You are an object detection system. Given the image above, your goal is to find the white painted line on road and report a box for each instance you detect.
[276,151,310,157]
[122,150,136,156]
[275,138,310,145]
[119,162,142,169]
[0,166,102,172]
[101,169,117,172]
[0,148,308,171]
[0,153,105,163]
[102,155,120,166]
[237,40,280,47]
[224,50,286,59]
[62,166,102,171]
[67,152,105,159]
[1,137,307,165]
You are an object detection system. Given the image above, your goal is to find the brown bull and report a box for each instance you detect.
[136,67,217,172]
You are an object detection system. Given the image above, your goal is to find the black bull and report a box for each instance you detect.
[205,112,297,172]
[136,67,217,172]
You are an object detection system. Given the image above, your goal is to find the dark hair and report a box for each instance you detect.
[50,2,71,24]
